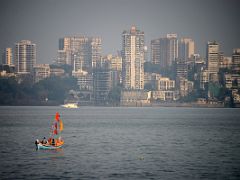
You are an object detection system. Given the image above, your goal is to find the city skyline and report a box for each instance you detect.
[1,0,240,64]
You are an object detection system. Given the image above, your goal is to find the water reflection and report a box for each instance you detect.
[36,148,64,160]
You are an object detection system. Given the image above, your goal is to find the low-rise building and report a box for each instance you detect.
[179,77,194,97]
[121,90,151,106]
[219,56,232,69]
[72,70,93,91]
[224,73,240,89]
[72,70,94,105]
[33,64,50,83]
[156,77,175,90]
[152,90,179,101]
[144,73,161,89]
[50,68,65,77]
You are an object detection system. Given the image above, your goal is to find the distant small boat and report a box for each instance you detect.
[35,112,64,150]
[36,140,64,150]
[61,103,79,108]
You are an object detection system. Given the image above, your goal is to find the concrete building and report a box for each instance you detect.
[219,56,232,69]
[193,61,206,83]
[152,90,179,101]
[144,72,161,89]
[56,50,68,65]
[144,73,175,92]
[33,64,50,83]
[14,40,36,74]
[50,68,65,77]
[179,77,194,97]
[232,48,240,72]
[167,34,178,66]
[102,54,122,87]
[57,36,102,72]
[176,58,188,80]
[93,68,111,105]
[178,38,195,61]
[72,70,93,91]
[122,26,145,90]
[200,70,209,90]
[2,48,13,65]
[224,73,240,89]
[206,41,220,82]
[151,34,178,68]
[155,77,175,91]
[144,46,148,62]
[121,90,151,106]
[151,39,161,65]
[72,70,94,105]
[102,54,122,72]
[0,64,15,78]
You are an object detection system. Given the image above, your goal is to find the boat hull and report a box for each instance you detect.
[36,143,63,150]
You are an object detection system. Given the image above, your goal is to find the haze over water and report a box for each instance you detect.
[0,106,240,179]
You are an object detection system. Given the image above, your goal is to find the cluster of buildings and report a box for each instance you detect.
[1,26,240,107]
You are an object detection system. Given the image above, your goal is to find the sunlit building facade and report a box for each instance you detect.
[178,38,195,61]
[2,48,13,65]
[14,40,36,74]
[232,48,240,72]
[122,26,145,90]
[206,41,220,82]
[33,64,50,83]
[151,34,178,68]
[57,36,102,72]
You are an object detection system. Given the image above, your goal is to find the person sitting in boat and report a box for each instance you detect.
[52,138,55,146]
[58,136,62,142]
[42,137,47,144]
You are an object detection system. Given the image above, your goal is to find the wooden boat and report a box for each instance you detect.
[36,139,64,150]
[35,112,64,150]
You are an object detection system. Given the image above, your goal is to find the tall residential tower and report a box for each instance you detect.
[178,38,195,61]
[206,41,220,82]
[2,48,13,65]
[14,40,36,74]
[151,34,178,68]
[122,26,145,89]
[57,36,102,72]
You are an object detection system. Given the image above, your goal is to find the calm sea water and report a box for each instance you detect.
[0,106,240,179]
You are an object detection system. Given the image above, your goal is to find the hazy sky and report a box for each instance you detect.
[0,0,240,63]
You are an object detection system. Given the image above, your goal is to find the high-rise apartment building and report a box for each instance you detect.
[178,38,195,61]
[207,41,219,73]
[206,41,220,82]
[232,48,240,72]
[122,26,145,90]
[2,48,13,65]
[167,34,178,66]
[151,39,161,65]
[14,40,36,74]
[57,36,102,72]
[151,34,178,68]
[91,37,102,69]
[93,67,111,105]
[176,59,188,80]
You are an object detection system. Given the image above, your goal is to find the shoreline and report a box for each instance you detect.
[0,103,239,108]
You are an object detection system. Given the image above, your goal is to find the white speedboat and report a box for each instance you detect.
[61,103,79,108]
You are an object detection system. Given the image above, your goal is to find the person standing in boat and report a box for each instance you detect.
[52,138,55,146]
